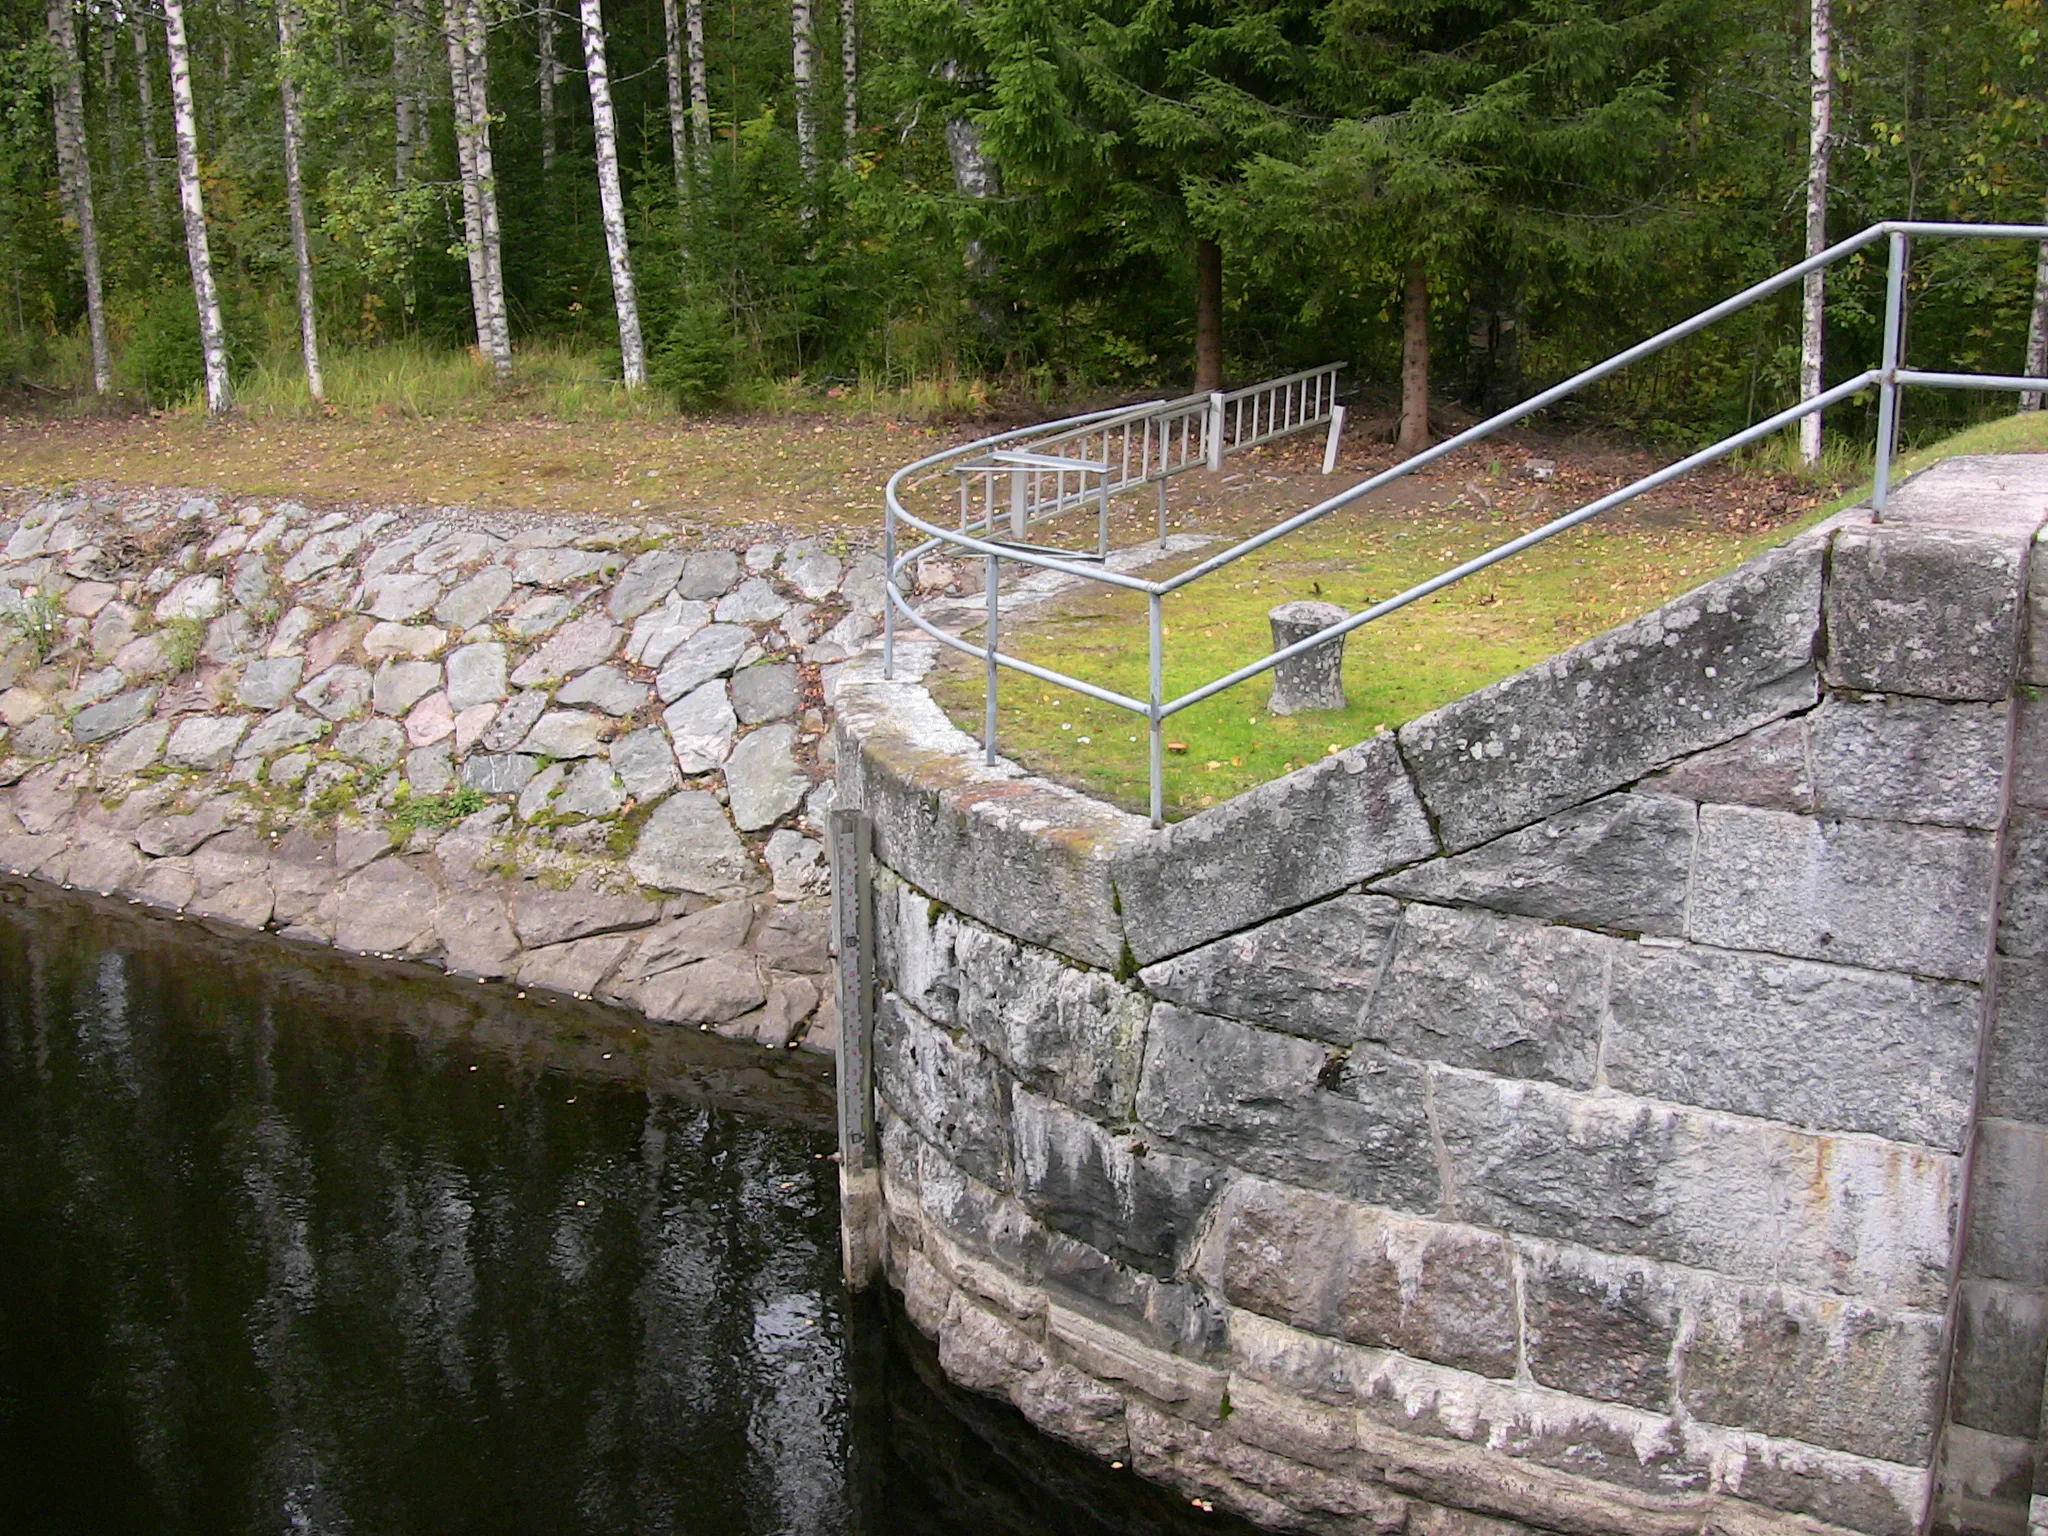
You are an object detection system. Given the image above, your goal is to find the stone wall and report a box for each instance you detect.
[832,455,2048,1536]
[0,490,883,1053]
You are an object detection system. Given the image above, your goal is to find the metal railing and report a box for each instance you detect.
[883,222,2048,827]
[939,364,1347,552]
[1207,362,1349,469]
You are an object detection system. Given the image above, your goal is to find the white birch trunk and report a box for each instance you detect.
[661,0,688,203]
[537,0,557,172]
[46,0,110,393]
[276,1,323,400]
[791,0,816,184]
[940,61,997,201]
[96,1,114,94]
[393,0,420,181]
[461,0,511,376]
[131,13,163,205]
[578,0,645,386]
[2023,200,2048,412]
[1799,0,1832,466]
[685,0,709,181]
[840,0,856,167]
[162,0,231,413]
[442,0,493,366]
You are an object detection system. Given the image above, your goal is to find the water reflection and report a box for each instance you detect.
[0,884,1251,1536]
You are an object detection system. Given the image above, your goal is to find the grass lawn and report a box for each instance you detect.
[927,411,2048,820]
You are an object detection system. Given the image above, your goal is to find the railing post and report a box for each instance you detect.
[1009,463,1027,539]
[882,496,897,677]
[1207,391,1225,471]
[829,807,881,1289]
[1322,404,1347,475]
[1148,593,1165,829]
[1873,229,1910,516]
[984,550,1001,766]
[1098,470,1111,560]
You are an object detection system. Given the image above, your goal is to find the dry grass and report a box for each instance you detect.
[0,410,974,533]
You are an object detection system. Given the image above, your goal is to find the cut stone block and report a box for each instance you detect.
[1373,792,1694,937]
[1520,1242,1680,1410]
[1138,894,1400,1045]
[1962,1120,2048,1288]
[875,994,1011,1190]
[1824,523,2026,701]
[1215,1178,1517,1378]
[1433,1069,1959,1304]
[1808,692,2008,828]
[1608,940,1980,1150]
[1113,736,1436,964]
[1012,1086,1224,1277]
[1400,541,1822,851]
[1362,904,1614,1088]
[1135,1005,1439,1212]
[1681,1284,1946,1463]
[1947,1279,2048,1440]
[1689,803,1995,980]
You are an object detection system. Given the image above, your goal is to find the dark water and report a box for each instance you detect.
[0,883,1250,1536]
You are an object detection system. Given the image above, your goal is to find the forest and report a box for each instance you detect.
[1,0,2045,449]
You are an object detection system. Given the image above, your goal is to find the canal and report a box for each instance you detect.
[0,882,1247,1536]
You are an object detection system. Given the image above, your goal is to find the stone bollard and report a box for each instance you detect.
[1267,600,1350,714]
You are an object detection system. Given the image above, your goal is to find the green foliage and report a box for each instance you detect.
[0,0,2042,440]
[392,786,487,830]
[116,288,207,407]
[1,590,62,661]
[651,295,744,408]
[157,617,206,676]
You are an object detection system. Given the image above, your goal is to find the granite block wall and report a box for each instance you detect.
[834,456,2048,1536]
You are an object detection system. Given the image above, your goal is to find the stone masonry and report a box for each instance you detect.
[0,490,898,1054]
[831,456,2048,1536]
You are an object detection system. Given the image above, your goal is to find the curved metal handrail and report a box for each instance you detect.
[882,221,2048,827]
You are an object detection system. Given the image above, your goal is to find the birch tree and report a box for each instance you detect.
[444,0,510,376]
[685,0,708,182]
[45,0,110,393]
[839,0,856,168]
[130,12,162,206]
[791,0,816,183]
[1799,0,1832,466]
[660,0,687,202]
[578,0,645,386]
[536,0,557,172]
[162,0,231,412]
[393,0,421,181]
[276,0,323,400]
[444,0,490,360]
[461,0,510,372]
